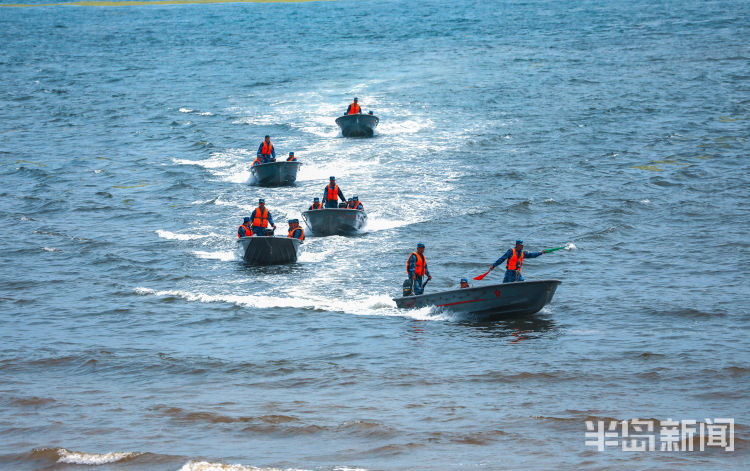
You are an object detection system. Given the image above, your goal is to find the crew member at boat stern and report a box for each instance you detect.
[407,242,431,295]
[250,198,276,236]
[287,219,304,240]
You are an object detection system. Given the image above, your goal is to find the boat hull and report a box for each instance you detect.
[235,236,301,265]
[393,280,561,319]
[302,208,367,236]
[335,114,379,137]
[250,161,302,186]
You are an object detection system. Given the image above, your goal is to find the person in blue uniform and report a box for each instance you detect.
[350,196,363,210]
[460,278,470,289]
[345,97,361,115]
[309,197,322,210]
[488,240,546,283]
[287,219,304,240]
[407,242,431,295]
[249,198,276,236]
[237,217,253,238]
[257,135,276,163]
[322,176,346,208]
[286,152,297,161]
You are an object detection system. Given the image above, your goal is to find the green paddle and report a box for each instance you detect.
[544,246,565,253]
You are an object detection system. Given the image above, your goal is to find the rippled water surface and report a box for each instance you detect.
[1,0,749,469]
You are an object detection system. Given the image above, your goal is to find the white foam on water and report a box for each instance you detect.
[179,108,193,113]
[156,230,220,241]
[134,287,450,321]
[192,250,237,262]
[565,243,577,250]
[640,199,650,204]
[42,247,61,252]
[56,448,140,465]
[365,217,413,232]
[198,111,214,116]
[178,460,309,471]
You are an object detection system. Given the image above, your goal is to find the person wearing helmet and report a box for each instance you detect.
[459,278,470,289]
[256,135,276,163]
[309,197,322,210]
[488,240,547,283]
[249,198,277,236]
[237,217,254,238]
[322,176,346,208]
[345,97,361,115]
[406,243,431,295]
[287,219,304,240]
[286,152,297,162]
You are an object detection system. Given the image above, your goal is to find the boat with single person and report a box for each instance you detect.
[335,113,379,137]
[250,161,302,186]
[302,208,367,236]
[393,280,561,319]
[236,236,302,265]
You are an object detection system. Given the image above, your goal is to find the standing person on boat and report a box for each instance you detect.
[309,197,323,210]
[322,176,346,208]
[256,135,276,163]
[407,243,431,295]
[249,198,277,236]
[237,217,254,238]
[460,278,470,289]
[488,240,547,283]
[345,97,361,115]
[287,219,304,240]
[286,152,297,161]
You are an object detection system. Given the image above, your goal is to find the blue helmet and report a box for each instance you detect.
[516,239,523,245]
[417,242,425,248]
[243,217,251,223]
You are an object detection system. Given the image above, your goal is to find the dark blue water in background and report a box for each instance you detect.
[1,0,748,469]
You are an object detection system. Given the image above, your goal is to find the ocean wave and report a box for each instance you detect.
[156,230,221,241]
[56,448,141,465]
[192,250,237,261]
[179,460,308,471]
[133,287,450,321]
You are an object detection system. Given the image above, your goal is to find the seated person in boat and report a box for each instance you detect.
[237,217,254,238]
[345,198,353,208]
[309,197,323,210]
[345,97,361,115]
[407,243,431,295]
[256,135,276,163]
[322,176,346,208]
[349,195,363,211]
[460,278,470,289]
[286,152,297,162]
[488,239,546,283]
[249,198,277,236]
[252,156,262,166]
[287,219,305,240]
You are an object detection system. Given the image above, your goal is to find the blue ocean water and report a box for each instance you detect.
[0,0,748,469]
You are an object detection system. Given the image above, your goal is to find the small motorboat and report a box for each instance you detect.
[250,161,302,186]
[235,236,302,265]
[302,208,367,236]
[393,280,561,319]
[335,113,379,137]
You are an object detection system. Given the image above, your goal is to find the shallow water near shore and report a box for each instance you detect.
[1,0,748,469]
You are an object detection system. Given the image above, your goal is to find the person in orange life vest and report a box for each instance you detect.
[322,176,346,208]
[350,195,363,211]
[249,198,276,236]
[237,217,254,238]
[252,155,262,167]
[309,197,323,210]
[460,278,470,289]
[345,97,361,115]
[407,242,431,295]
[345,198,354,208]
[256,135,276,163]
[488,239,546,283]
[286,152,297,162]
[287,219,304,240]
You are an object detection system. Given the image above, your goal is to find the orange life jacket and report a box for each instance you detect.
[326,184,339,201]
[288,227,305,241]
[252,207,269,228]
[237,224,253,238]
[352,202,363,210]
[260,141,273,155]
[252,157,262,166]
[507,248,524,271]
[407,252,426,276]
[287,156,296,161]
[349,103,361,114]
[310,202,322,210]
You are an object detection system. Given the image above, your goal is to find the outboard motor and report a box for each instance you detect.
[402,279,413,297]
